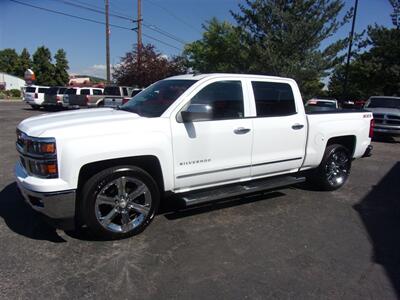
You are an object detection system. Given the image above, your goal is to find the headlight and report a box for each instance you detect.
[17,130,58,178]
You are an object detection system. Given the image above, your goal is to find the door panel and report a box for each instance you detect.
[249,80,307,177]
[171,79,253,191]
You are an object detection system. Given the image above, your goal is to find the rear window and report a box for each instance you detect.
[46,87,59,95]
[59,87,66,94]
[65,88,77,95]
[252,81,296,117]
[93,89,103,95]
[81,89,91,95]
[104,86,121,96]
[25,87,36,93]
[38,88,48,93]
[307,101,336,107]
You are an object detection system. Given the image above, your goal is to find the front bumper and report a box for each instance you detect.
[374,126,400,136]
[15,162,76,220]
[17,181,76,220]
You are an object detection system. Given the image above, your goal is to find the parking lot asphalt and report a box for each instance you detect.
[0,101,399,299]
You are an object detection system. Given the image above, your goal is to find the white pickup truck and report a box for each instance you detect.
[15,74,374,239]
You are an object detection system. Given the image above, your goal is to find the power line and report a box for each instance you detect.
[8,0,182,51]
[54,0,136,22]
[143,22,187,45]
[9,0,133,30]
[144,0,202,34]
[55,0,187,46]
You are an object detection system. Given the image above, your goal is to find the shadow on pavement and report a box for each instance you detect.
[0,182,66,242]
[354,162,400,296]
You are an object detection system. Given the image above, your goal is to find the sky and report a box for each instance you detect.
[0,0,396,79]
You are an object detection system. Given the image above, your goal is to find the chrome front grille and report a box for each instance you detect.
[373,113,400,126]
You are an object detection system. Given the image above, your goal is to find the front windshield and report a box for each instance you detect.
[366,97,400,109]
[120,79,197,117]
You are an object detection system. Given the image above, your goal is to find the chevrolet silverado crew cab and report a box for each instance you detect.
[15,74,374,239]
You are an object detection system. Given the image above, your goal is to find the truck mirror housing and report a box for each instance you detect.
[181,103,213,122]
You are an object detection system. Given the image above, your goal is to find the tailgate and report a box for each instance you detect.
[104,97,123,108]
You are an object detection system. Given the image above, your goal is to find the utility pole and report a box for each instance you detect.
[105,0,111,83]
[137,0,142,74]
[342,0,358,100]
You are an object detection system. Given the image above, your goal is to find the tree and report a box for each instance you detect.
[54,49,69,85]
[185,0,353,99]
[17,48,32,78]
[32,46,56,86]
[113,44,188,87]
[329,25,400,99]
[184,18,249,73]
[0,48,20,75]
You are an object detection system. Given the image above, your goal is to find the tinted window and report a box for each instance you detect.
[366,97,400,109]
[26,87,36,93]
[189,81,244,120]
[81,89,90,95]
[59,88,66,94]
[104,86,121,96]
[131,89,142,97]
[38,88,48,93]
[122,87,128,96]
[252,82,296,117]
[65,88,77,95]
[47,87,59,95]
[93,89,103,95]
[121,80,197,117]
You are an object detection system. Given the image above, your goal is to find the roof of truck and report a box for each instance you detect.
[166,73,294,82]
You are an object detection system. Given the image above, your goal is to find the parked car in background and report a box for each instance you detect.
[365,96,400,137]
[305,98,338,112]
[103,86,141,108]
[63,87,104,108]
[24,85,50,109]
[42,86,67,109]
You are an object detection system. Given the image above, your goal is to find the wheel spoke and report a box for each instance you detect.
[117,177,127,197]
[129,202,150,216]
[97,194,116,206]
[121,211,131,231]
[128,183,147,201]
[100,208,117,226]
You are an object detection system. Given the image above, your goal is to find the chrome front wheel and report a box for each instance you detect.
[81,166,160,239]
[95,176,152,233]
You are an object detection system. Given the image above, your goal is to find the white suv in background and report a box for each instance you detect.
[24,85,50,109]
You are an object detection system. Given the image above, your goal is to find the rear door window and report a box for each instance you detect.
[93,89,103,95]
[26,87,36,93]
[65,88,77,95]
[81,89,91,95]
[251,81,296,117]
[122,87,128,96]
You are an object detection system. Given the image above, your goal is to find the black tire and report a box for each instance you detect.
[30,105,40,110]
[80,165,160,240]
[97,100,104,107]
[307,144,352,191]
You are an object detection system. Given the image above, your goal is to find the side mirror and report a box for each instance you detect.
[180,103,213,122]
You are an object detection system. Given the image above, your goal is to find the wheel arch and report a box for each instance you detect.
[326,135,356,157]
[77,155,164,196]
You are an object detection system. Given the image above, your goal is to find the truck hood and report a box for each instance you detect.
[18,108,141,137]
[366,107,400,116]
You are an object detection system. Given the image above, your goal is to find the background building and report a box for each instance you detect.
[0,72,25,91]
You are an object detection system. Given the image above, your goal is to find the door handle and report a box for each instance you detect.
[234,127,251,134]
[292,123,304,130]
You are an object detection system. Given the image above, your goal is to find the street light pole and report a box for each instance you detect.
[342,0,359,100]
[105,0,111,83]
